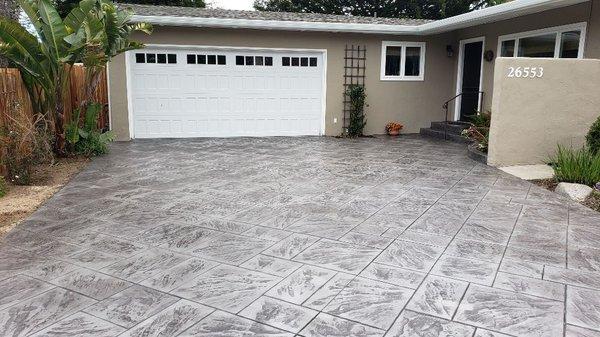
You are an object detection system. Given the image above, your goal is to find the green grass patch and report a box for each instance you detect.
[550,145,600,187]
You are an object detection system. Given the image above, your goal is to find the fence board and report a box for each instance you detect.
[0,66,108,176]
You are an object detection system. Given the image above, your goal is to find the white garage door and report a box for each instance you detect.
[128,47,325,138]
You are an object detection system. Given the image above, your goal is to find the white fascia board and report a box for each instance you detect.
[421,0,589,34]
[131,0,590,36]
[133,15,421,35]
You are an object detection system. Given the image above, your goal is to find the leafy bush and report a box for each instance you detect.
[0,0,151,155]
[66,103,115,157]
[0,176,7,198]
[468,111,491,127]
[550,145,600,186]
[461,126,489,152]
[586,115,600,155]
[346,85,367,137]
[461,111,491,153]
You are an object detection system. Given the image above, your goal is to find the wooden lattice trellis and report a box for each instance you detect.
[342,44,366,133]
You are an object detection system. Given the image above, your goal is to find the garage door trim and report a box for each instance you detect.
[125,44,328,139]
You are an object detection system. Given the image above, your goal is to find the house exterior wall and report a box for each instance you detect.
[488,57,600,166]
[108,27,456,140]
[108,1,600,141]
[451,1,600,113]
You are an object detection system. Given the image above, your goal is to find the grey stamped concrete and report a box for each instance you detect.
[1,135,600,337]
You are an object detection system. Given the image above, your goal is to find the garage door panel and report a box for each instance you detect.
[130,48,324,138]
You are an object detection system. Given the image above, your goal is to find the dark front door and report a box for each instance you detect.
[459,41,483,121]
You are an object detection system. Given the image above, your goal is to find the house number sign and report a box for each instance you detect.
[507,66,544,78]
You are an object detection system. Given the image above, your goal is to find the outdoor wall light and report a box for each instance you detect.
[446,45,454,57]
[484,50,495,62]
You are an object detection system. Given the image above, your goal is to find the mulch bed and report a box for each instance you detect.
[0,157,89,236]
[531,179,600,213]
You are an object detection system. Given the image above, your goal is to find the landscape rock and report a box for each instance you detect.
[556,182,594,202]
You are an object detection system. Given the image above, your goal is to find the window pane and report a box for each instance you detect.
[265,57,273,66]
[255,56,264,66]
[245,56,254,65]
[135,53,145,63]
[157,54,167,64]
[187,54,196,64]
[291,57,299,66]
[560,30,581,58]
[168,54,177,64]
[198,55,206,64]
[217,55,226,65]
[146,53,156,63]
[385,46,402,76]
[404,47,421,76]
[300,57,308,67]
[282,57,290,66]
[236,56,244,65]
[309,57,317,67]
[518,34,556,57]
[501,40,515,57]
[207,55,217,64]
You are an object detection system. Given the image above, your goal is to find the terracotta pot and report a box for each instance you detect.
[388,130,400,136]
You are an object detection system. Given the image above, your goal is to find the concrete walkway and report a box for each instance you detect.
[1,136,599,337]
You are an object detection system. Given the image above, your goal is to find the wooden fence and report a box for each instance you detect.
[0,66,109,176]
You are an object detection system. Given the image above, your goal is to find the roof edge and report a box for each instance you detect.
[131,0,591,35]
[131,15,422,35]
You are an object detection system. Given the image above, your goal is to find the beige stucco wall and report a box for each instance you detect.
[108,1,600,141]
[108,27,456,140]
[451,1,600,113]
[488,57,600,166]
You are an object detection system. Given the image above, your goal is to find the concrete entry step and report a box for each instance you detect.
[419,126,470,144]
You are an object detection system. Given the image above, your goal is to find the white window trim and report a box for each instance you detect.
[497,22,587,59]
[380,41,426,81]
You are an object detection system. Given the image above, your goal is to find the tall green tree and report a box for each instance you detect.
[55,0,206,18]
[254,0,506,20]
[0,0,151,153]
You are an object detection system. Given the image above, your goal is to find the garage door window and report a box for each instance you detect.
[282,57,317,67]
[187,54,226,65]
[136,53,176,64]
[236,55,274,66]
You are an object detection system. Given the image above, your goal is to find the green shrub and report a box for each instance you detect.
[468,111,491,128]
[74,131,115,156]
[0,176,7,198]
[346,85,367,137]
[550,145,600,186]
[462,111,491,153]
[586,115,600,155]
[66,103,115,157]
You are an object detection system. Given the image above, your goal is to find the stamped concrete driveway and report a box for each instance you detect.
[1,136,600,337]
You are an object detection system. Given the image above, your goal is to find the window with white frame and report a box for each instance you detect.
[380,41,426,81]
[498,23,586,59]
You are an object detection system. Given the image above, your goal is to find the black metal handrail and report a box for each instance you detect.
[442,91,485,140]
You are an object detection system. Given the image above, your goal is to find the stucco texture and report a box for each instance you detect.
[108,28,455,140]
[488,57,600,166]
[108,1,600,140]
[451,1,600,113]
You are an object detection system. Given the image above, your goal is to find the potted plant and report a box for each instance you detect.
[385,122,403,136]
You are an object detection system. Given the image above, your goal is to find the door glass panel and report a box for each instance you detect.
[518,34,556,57]
[560,30,581,58]
[500,40,515,57]
[384,46,402,76]
[404,47,421,76]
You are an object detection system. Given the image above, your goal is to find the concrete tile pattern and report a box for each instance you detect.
[0,136,599,336]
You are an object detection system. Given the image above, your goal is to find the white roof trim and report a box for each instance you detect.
[133,15,421,35]
[132,0,590,35]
